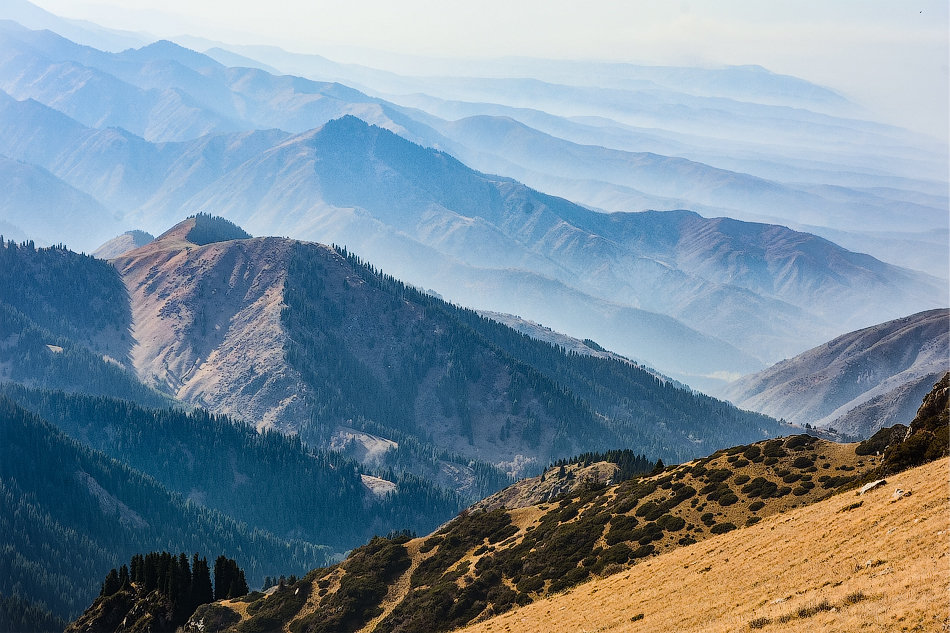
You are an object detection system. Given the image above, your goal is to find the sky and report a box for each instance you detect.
[28,0,950,141]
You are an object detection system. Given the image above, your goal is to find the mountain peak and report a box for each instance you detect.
[153,214,251,248]
[121,39,222,71]
[184,213,251,245]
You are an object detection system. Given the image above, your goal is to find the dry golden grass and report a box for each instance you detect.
[209,435,893,633]
[356,536,428,633]
[457,458,949,633]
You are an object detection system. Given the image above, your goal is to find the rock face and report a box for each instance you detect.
[862,372,949,474]
[719,309,950,437]
[65,587,175,633]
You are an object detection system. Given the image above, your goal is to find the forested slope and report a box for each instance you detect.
[0,397,327,623]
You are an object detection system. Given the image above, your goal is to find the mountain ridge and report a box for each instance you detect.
[720,309,950,436]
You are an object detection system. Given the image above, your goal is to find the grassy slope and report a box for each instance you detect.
[459,457,949,633]
[191,434,892,633]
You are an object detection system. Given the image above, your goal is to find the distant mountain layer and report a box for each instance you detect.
[720,309,950,437]
[0,22,945,381]
[172,116,944,372]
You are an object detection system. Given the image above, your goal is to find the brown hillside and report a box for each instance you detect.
[184,434,891,633]
[113,224,311,431]
[458,457,949,633]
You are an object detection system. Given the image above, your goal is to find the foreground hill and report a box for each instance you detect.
[177,433,885,633]
[721,309,949,436]
[70,374,948,633]
[458,456,948,633]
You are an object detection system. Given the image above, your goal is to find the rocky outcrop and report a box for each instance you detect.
[857,372,949,474]
[65,587,174,633]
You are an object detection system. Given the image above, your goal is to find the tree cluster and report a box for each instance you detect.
[98,551,245,626]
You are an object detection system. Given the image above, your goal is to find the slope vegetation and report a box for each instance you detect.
[1,385,464,551]
[182,433,886,633]
[721,309,950,436]
[457,457,948,633]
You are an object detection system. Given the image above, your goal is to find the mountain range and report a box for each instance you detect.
[0,6,947,631]
[0,216,797,627]
[0,19,946,386]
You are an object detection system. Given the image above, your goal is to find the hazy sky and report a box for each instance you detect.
[30,0,950,140]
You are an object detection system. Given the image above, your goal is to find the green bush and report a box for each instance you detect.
[717,492,739,506]
[605,515,640,545]
[516,575,543,594]
[742,446,761,460]
[705,469,732,483]
[762,440,787,458]
[792,456,814,469]
[741,477,778,499]
[784,435,817,450]
[656,514,686,531]
[600,543,632,566]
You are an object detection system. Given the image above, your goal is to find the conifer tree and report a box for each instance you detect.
[213,556,231,601]
[191,555,214,608]
[100,569,121,597]
[227,567,249,599]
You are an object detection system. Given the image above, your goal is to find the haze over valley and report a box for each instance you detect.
[0,1,946,631]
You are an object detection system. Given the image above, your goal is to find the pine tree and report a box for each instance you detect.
[173,553,192,622]
[227,567,248,599]
[191,555,214,608]
[213,555,231,601]
[100,569,121,597]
